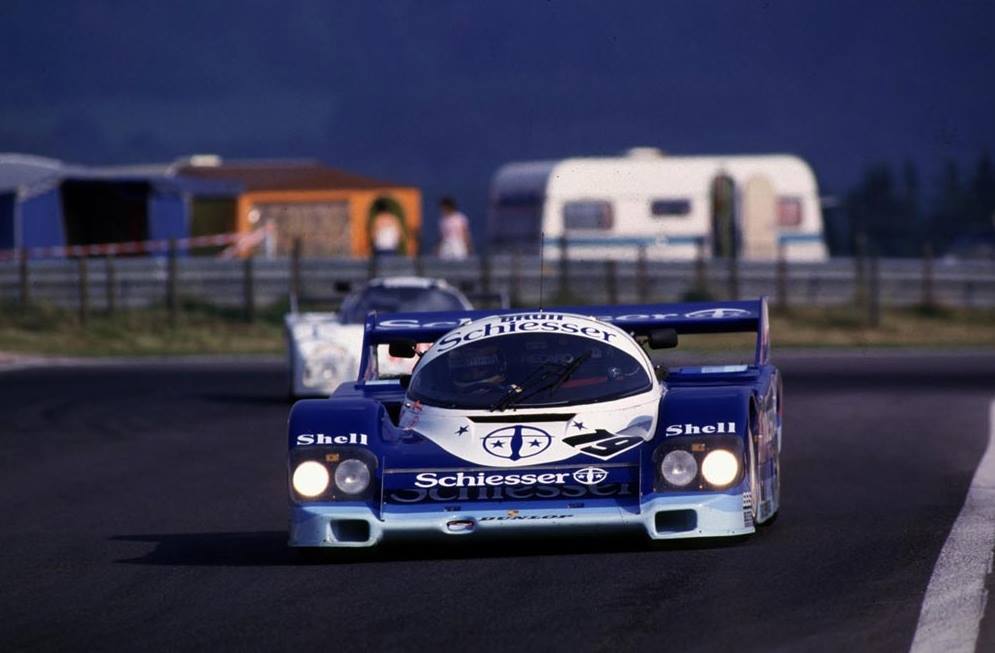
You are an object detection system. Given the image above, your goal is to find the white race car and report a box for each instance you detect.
[285,277,473,398]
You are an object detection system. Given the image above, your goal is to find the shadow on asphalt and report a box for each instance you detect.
[111,530,752,567]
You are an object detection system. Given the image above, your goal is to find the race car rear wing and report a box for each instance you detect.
[358,298,771,380]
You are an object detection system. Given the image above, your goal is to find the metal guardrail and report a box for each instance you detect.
[0,253,993,314]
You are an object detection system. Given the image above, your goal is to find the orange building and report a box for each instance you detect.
[179,158,421,257]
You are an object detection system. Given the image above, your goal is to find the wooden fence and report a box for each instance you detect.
[1,240,993,323]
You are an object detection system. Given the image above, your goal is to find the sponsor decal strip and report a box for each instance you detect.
[382,462,634,474]
[377,307,754,331]
[409,466,611,489]
[296,433,368,446]
[433,317,617,353]
[414,470,572,488]
[665,421,738,436]
[385,482,635,505]
[479,514,573,522]
[382,464,638,504]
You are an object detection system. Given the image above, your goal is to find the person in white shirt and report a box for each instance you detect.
[437,197,473,260]
[371,211,402,255]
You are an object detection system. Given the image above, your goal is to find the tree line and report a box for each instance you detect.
[824,151,995,258]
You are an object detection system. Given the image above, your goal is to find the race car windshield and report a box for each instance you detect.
[339,287,466,324]
[407,333,652,410]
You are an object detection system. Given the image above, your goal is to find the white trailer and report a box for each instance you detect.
[487,148,828,261]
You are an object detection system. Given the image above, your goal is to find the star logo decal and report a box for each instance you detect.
[572,421,586,430]
[455,425,469,436]
[481,425,552,460]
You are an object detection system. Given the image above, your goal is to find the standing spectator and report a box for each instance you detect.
[370,200,403,256]
[438,197,473,260]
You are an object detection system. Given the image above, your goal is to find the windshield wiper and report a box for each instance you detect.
[490,350,593,412]
[488,362,562,412]
[545,350,593,395]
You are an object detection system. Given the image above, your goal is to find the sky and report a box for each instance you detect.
[1,1,993,243]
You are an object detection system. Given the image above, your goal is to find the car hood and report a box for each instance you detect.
[396,387,663,468]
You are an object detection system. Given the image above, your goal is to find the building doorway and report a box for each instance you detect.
[60,180,149,248]
[710,173,737,258]
[741,174,778,260]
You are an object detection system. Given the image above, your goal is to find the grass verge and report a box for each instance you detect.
[0,301,992,358]
[0,301,286,357]
[769,305,995,348]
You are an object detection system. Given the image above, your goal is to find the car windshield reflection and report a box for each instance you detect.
[407,332,652,410]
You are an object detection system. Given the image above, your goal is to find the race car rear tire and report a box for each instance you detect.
[754,439,781,527]
[748,410,761,526]
[749,400,781,527]
[760,447,781,526]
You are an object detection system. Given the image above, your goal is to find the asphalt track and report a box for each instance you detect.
[2,353,995,652]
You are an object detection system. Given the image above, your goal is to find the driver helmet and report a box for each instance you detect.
[448,343,506,389]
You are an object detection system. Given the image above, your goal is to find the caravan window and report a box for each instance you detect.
[563,201,614,230]
[650,198,692,217]
[777,197,803,227]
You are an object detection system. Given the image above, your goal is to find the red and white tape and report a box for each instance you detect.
[0,231,250,262]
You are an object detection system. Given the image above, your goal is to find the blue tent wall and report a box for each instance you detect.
[3,172,237,254]
[0,192,14,249]
[147,187,188,248]
[19,188,64,249]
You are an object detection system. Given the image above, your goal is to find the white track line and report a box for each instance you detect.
[910,398,995,653]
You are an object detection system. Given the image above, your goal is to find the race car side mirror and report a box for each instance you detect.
[648,328,679,349]
[388,339,418,358]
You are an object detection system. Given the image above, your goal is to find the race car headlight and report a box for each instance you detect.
[661,450,698,487]
[292,461,330,498]
[333,458,371,495]
[701,449,739,487]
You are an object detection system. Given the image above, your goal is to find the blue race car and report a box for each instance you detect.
[287,299,782,548]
